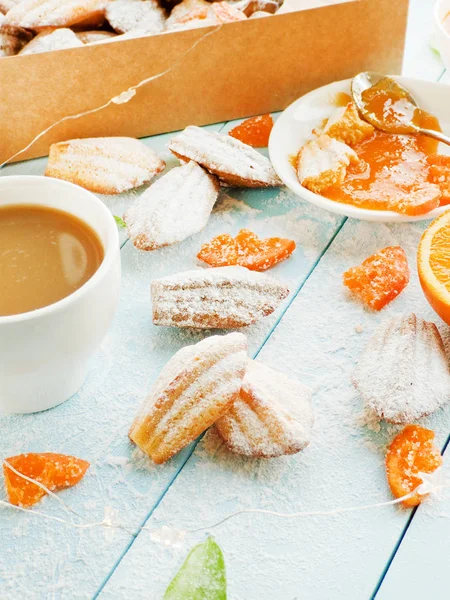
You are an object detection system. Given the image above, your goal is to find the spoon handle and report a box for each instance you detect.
[419,128,450,147]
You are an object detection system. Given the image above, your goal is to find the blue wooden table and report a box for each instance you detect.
[1,1,449,598]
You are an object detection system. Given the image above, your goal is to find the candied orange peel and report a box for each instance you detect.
[228,114,274,148]
[427,154,450,206]
[3,452,90,508]
[343,246,410,310]
[385,425,443,508]
[198,228,296,271]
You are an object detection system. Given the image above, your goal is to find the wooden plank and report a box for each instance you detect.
[99,217,450,600]
[0,120,343,598]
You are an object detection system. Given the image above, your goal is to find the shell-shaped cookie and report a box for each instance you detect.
[45,137,165,195]
[106,0,165,34]
[19,28,83,55]
[0,22,33,56]
[151,266,289,328]
[215,359,314,458]
[129,332,248,464]
[76,30,116,44]
[4,0,108,29]
[124,161,219,251]
[353,313,450,423]
[165,0,215,29]
[168,125,282,188]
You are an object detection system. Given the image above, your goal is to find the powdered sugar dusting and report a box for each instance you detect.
[168,126,282,187]
[106,0,165,34]
[46,137,165,195]
[353,313,450,423]
[151,266,289,328]
[215,359,314,457]
[129,333,247,463]
[124,161,219,251]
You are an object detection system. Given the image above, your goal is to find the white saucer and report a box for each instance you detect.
[269,76,450,222]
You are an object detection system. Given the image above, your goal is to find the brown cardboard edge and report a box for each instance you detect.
[0,0,409,164]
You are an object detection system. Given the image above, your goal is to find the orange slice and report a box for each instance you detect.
[228,115,274,148]
[343,246,410,310]
[418,210,450,325]
[3,453,90,507]
[385,425,442,508]
[198,229,296,271]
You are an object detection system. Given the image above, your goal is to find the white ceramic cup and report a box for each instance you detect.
[0,176,121,414]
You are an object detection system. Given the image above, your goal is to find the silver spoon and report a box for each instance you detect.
[351,71,450,146]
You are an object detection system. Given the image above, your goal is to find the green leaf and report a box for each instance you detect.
[430,43,441,59]
[114,215,126,229]
[164,536,227,600]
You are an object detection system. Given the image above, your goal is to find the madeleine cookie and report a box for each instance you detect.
[296,133,358,194]
[0,22,33,56]
[210,2,246,22]
[106,0,165,34]
[124,161,219,251]
[4,0,108,29]
[129,332,248,464]
[151,266,289,328]
[165,0,215,29]
[215,359,314,458]
[19,28,83,55]
[168,126,282,187]
[46,137,165,195]
[353,313,450,423]
[76,29,116,44]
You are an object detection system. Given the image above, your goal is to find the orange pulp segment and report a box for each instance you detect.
[228,115,274,148]
[3,452,90,507]
[343,246,410,310]
[418,209,450,326]
[198,229,296,271]
[385,425,442,508]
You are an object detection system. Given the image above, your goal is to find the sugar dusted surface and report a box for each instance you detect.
[4,0,108,28]
[19,28,83,55]
[105,0,165,34]
[215,359,314,457]
[124,160,219,250]
[46,136,165,194]
[101,217,450,600]
[353,313,450,423]
[151,265,290,328]
[0,117,343,598]
[2,18,449,594]
[130,333,247,460]
[168,125,282,187]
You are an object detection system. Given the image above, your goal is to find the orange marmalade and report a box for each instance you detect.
[320,85,446,216]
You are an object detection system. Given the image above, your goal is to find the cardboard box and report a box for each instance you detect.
[0,0,408,164]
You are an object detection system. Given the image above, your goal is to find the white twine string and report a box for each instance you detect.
[2,461,448,542]
[0,24,223,170]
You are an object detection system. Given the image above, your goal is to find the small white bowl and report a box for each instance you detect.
[0,176,121,414]
[435,0,450,71]
[269,76,450,222]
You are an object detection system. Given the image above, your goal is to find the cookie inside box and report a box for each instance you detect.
[0,0,408,164]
